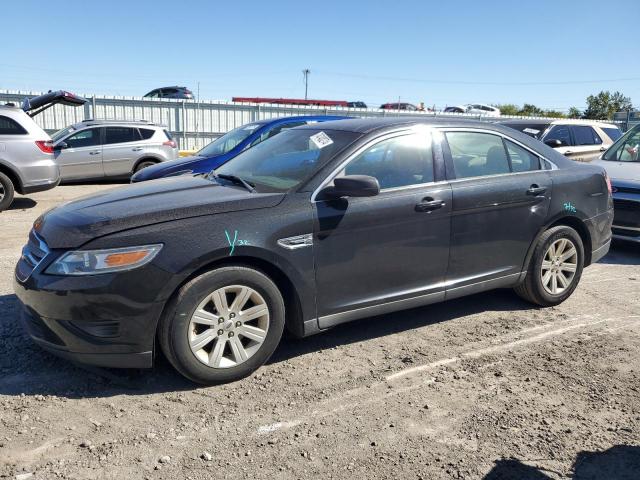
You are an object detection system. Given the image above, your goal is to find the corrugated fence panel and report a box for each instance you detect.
[2,89,614,150]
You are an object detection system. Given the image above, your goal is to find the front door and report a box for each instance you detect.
[313,130,452,327]
[443,130,552,294]
[55,127,103,180]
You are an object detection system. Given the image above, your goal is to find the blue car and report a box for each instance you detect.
[131,115,350,182]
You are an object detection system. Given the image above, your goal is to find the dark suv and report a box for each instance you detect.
[14,118,613,385]
[143,86,193,100]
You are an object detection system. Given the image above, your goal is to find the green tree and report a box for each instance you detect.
[583,91,633,120]
[494,103,520,116]
[567,107,582,118]
[519,104,545,116]
[542,109,566,118]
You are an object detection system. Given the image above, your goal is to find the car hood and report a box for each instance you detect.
[36,176,285,249]
[131,155,214,181]
[590,159,640,182]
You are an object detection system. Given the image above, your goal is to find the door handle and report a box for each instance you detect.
[527,184,547,196]
[89,151,100,155]
[564,151,573,156]
[600,146,607,152]
[132,147,143,151]
[415,198,445,212]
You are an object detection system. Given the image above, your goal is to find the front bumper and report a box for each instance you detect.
[13,264,169,369]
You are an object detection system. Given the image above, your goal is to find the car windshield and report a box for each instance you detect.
[603,125,640,162]
[501,122,550,139]
[51,125,76,142]
[214,128,360,192]
[198,124,262,157]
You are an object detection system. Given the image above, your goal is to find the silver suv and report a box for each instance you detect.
[0,105,59,211]
[51,120,179,181]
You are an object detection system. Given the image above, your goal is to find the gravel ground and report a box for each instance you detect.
[1,185,639,480]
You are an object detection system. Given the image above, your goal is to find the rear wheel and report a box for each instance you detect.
[134,160,156,173]
[0,172,15,212]
[159,266,285,384]
[515,226,584,306]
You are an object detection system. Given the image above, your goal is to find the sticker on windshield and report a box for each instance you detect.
[523,128,540,135]
[310,131,334,149]
[243,124,259,130]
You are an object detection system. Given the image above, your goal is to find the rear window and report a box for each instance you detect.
[571,125,602,146]
[139,128,155,140]
[104,127,139,144]
[0,115,28,135]
[602,127,622,141]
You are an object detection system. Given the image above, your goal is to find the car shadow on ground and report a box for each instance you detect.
[0,288,534,399]
[9,198,37,210]
[483,445,640,479]
[599,241,640,266]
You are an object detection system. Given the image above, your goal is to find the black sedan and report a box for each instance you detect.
[14,118,613,384]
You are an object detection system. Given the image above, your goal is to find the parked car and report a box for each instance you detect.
[143,87,194,100]
[14,118,613,384]
[500,119,622,162]
[444,104,501,116]
[0,104,59,211]
[347,101,367,108]
[380,102,418,111]
[131,115,350,182]
[591,124,640,243]
[50,120,178,181]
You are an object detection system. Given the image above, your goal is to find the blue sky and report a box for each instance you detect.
[2,0,638,111]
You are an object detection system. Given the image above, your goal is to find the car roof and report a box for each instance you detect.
[248,115,351,127]
[500,118,618,128]
[296,116,515,133]
[70,119,168,128]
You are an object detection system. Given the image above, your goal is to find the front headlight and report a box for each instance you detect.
[45,244,163,276]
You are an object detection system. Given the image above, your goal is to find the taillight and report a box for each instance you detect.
[35,140,53,154]
[163,140,177,148]
[604,172,612,195]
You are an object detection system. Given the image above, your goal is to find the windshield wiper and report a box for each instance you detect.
[210,173,256,193]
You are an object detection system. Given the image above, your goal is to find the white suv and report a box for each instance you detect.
[51,120,179,181]
[0,105,59,211]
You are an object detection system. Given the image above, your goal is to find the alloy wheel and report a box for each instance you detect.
[540,238,578,295]
[188,285,270,368]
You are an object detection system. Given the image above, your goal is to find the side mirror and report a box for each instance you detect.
[54,141,68,150]
[544,139,564,148]
[319,175,380,199]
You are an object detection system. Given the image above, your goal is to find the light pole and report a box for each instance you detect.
[302,69,310,100]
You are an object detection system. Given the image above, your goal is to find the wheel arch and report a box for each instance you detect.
[132,156,162,173]
[0,160,24,194]
[157,254,306,344]
[521,215,593,280]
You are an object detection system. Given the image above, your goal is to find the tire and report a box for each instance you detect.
[158,266,285,384]
[515,225,585,307]
[0,172,15,212]
[134,160,156,173]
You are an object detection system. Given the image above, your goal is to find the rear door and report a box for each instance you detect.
[55,127,103,180]
[442,129,552,296]
[102,126,144,177]
[568,125,605,162]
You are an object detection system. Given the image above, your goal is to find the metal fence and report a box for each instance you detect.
[0,89,609,150]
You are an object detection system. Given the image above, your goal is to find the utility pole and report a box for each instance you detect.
[302,69,310,100]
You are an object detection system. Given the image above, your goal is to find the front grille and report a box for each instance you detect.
[16,230,50,282]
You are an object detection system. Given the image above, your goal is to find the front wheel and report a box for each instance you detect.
[158,266,285,384]
[515,225,585,307]
[134,160,156,173]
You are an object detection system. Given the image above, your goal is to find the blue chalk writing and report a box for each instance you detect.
[224,230,249,255]
[563,202,576,213]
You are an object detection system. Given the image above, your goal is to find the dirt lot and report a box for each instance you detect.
[1,185,639,480]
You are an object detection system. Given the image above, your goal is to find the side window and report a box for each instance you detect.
[445,131,510,178]
[65,128,101,148]
[505,140,540,172]
[139,128,155,140]
[338,133,434,190]
[602,127,622,141]
[145,90,159,98]
[0,115,28,135]
[544,125,572,146]
[571,125,602,146]
[104,127,138,145]
[604,129,640,162]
